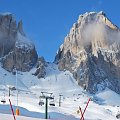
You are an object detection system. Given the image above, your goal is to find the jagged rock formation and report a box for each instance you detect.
[55,11,120,94]
[0,13,38,72]
[33,57,46,78]
[0,13,16,57]
[2,33,38,72]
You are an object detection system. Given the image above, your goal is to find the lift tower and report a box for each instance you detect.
[39,92,54,119]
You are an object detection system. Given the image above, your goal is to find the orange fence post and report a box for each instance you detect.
[16,108,20,116]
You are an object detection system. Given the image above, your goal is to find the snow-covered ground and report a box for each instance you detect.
[0,113,42,120]
[0,63,120,120]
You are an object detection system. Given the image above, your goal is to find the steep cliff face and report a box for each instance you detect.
[0,13,17,57]
[2,32,38,72]
[0,13,39,72]
[55,11,120,94]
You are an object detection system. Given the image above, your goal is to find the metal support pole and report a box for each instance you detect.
[17,91,18,107]
[59,95,61,107]
[45,97,48,119]
[9,87,10,97]
[16,69,18,107]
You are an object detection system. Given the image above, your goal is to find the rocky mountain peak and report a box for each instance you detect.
[0,13,39,72]
[0,13,17,57]
[77,11,117,30]
[55,11,120,94]
[17,20,25,36]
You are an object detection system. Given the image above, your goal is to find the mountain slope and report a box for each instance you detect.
[0,63,120,120]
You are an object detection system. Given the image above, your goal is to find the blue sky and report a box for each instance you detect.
[0,0,120,62]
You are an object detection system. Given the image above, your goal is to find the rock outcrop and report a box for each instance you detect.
[55,11,120,94]
[0,13,38,72]
[0,13,16,57]
[33,57,46,78]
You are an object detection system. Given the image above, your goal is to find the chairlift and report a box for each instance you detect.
[116,112,120,119]
[39,99,44,106]
[1,79,6,104]
[1,92,6,104]
[1,99,6,104]
[49,97,55,106]
[116,106,120,119]
[49,100,55,106]
[11,86,16,91]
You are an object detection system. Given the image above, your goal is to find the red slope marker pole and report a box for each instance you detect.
[80,98,90,120]
[79,106,84,120]
[9,99,16,120]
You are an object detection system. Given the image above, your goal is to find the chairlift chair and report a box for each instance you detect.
[49,99,55,106]
[116,106,120,119]
[39,99,44,106]
[116,113,120,119]
[11,86,16,91]
[1,99,6,104]
[1,92,6,104]
[1,83,6,104]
